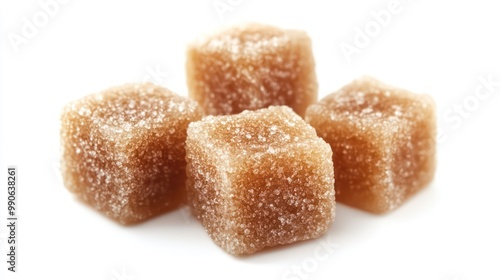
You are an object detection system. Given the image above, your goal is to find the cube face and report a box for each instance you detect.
[61,83,203,224]
[230,146,335,252]
[186,106,335,255]
[186,23,317,117]
[305,77,436,213]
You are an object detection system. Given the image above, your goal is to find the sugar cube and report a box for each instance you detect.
[305,77,436,213]
[186,106,335,255]
[61,83,203,224]
[186,23,318,117]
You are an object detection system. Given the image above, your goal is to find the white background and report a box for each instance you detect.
[1,0,500,279]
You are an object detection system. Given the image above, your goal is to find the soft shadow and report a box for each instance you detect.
[128,205,206,235]
[389,182,439,221]
[71,195,204,234]
[68,182,436,261]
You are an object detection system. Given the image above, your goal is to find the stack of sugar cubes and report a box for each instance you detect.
[61,23,436,255]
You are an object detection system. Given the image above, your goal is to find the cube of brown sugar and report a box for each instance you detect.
[186,23,318,117]
[306,77,436,213]
[60,83,203,224]
[186,106,335,255]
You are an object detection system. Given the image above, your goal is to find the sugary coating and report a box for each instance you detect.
[186,23,317,117]
[306,77,436,213]
[61,83,203,224]
[186,106,335,255]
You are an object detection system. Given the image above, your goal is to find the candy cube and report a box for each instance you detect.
[306,77,436,213]
[60,83,203,224]
[186,106,335,255]
[186,23,317,117]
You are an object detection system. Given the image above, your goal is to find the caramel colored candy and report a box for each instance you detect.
[61,83,203,224]
[186,23,317,117]
[186,106,335,255]
[306,77,436,213]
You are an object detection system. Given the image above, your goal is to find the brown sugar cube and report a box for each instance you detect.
[60,83,203,224]
[186,106,335,255]
[186,23,317,117]
[305,77,436,214]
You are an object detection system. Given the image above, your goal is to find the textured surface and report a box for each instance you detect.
[306,77,436,213]
[60,83,203,224]
[186,106,335,255]
[186,23,317,117]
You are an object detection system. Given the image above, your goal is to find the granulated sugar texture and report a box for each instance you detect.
[306,77,436,213]
[187,23,317,117]
[186,106,335,255]
[61,83,203,224]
